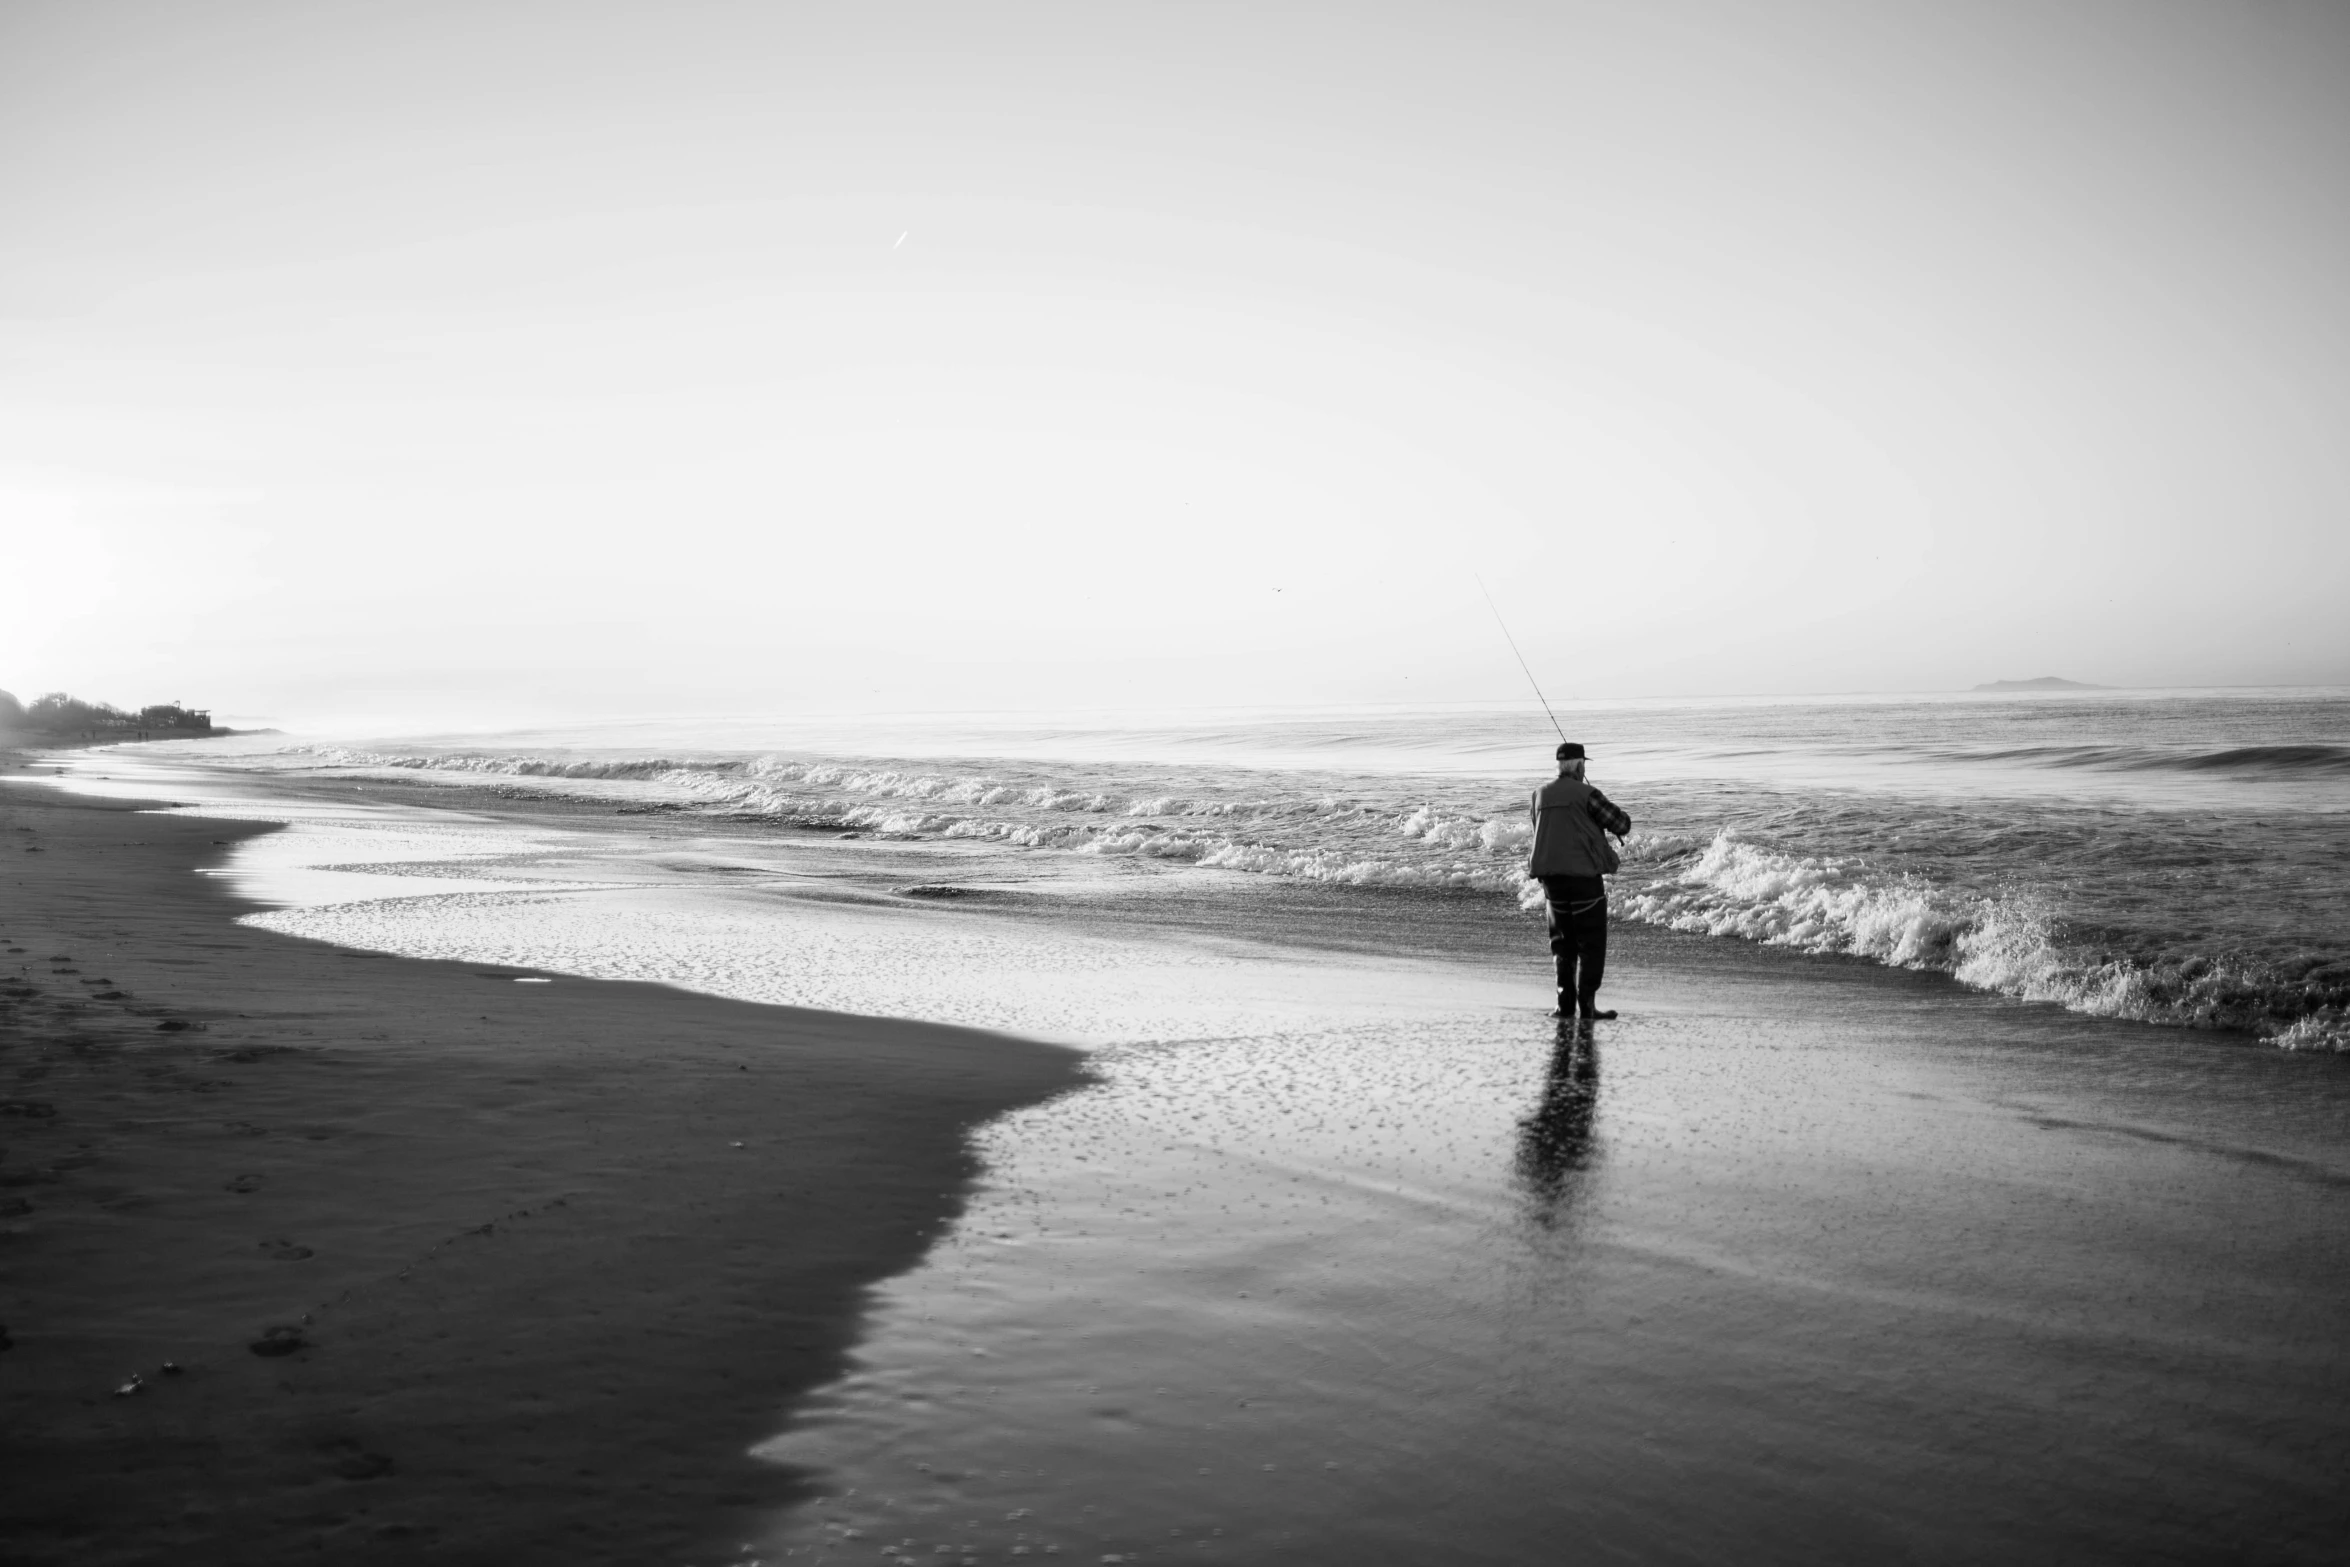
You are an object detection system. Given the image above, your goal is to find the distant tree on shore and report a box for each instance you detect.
[0,688,214,739]
[30,692,131,730]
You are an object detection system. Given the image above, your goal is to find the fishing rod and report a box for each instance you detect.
[1473,574,1567,743]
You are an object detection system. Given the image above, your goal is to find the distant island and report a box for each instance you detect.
[1972,677,2109,692]
[0,687,223,746]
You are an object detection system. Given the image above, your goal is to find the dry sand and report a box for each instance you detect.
[0,772,1081,1565]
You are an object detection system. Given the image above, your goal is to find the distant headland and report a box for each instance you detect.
[0,687,226,746]
[1972,676,2109,692]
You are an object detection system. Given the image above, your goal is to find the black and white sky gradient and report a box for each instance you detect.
[4,1,2346,722]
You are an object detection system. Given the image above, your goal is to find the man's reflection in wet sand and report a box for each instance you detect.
[1517,1019,1600,1224]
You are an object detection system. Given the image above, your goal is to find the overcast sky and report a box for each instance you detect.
[4,0,2346,725]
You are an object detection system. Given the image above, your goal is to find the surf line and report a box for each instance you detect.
[1474,574,1567,742]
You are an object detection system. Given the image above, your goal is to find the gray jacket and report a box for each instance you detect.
[1527,775,1632,878]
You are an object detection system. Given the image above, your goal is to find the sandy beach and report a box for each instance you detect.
[0,769,1081,1565]
[5,750,2348,1565]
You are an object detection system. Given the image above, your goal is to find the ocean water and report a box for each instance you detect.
[233,687,2349,1052]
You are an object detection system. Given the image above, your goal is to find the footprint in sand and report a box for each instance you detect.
[259,1238,314,1261]
[248,1324,309,1357]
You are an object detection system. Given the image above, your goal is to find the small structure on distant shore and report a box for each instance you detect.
[0,687,221,745]
[1972,676,2109,692]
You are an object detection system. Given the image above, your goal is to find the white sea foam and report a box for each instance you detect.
[2270,1013,2350,1052]
[1618,831,2344,1048]
[268,731,2348,1053]
[294,745,709,781]
[291,747,1544,894]
[1622,833,1991,968]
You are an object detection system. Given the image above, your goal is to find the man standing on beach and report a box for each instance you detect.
[1529,742,1632,1021]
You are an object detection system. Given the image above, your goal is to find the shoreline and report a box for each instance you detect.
[117,734,2349,1054]
[0,766,1083,1565]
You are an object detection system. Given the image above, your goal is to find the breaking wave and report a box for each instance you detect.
[1621,832,2348,1052]
[288,745,1553,894]
[293,746,718,781]
[279,744,2348,1052]
[1944,742,2350,779]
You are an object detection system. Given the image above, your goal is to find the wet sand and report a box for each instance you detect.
[0,771,1081,1565]
[765,935,2350,1564]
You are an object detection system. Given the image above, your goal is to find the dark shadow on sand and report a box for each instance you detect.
[1516,1019,1601,1225]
